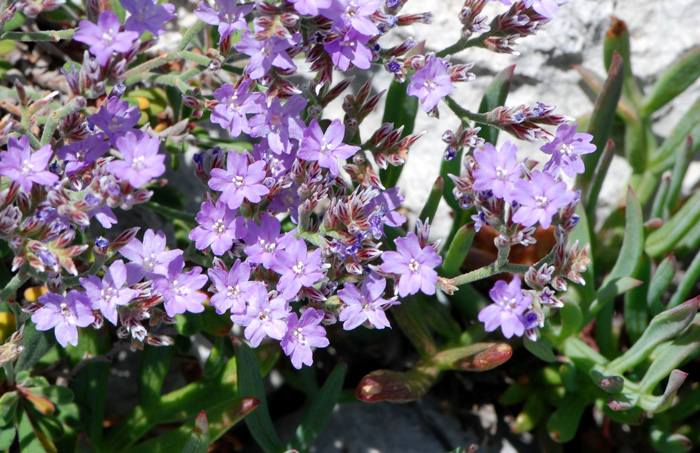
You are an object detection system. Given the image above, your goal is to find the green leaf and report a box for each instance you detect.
[355,365,438,403]
[108,0,126,23]
[182,411,210,453]
[584,139,615,224]
[16,405,55,453]
[440,223,475,277]
[0,424,15,450]
[523,336,557,363]
[580,52,625,191]
[624,256,650,343]
[649,96,700,174]
[665,136,694,213]
[235,341,283,453]
[638,369,688,413]
[418,177,443,224]
[646,189,700,258]
[417,293,462,341]
[139,345,174,408]
[607,297,699,374]
[606,187,645,283]
[15,322,54,371]
[650,424,693,453]
[0,392,18,426]
[26,386,74,406]
[648,254,676,315]
[174,312,203,336]
[513,395,545,433]
[391,297,437,357]
[477,65,515,145]
[650,172,671,220]
[642,46,700,117]
[603,17,638,101]
[555,299,583,341]
[379,80,419,188]
[289,363,346,452]
[546,394,587,443]
[668,250,700,309]
[72,361,109,449]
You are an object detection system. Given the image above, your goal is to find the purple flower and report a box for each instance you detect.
[289,0,331,16]
[248,96,307,155]
[472,141,521,202]
[88,96,141,143]
[380,232,442,298]
[511,170,576,229]
[74,11,139,66]
[478,276,534,339]
[298,119,360,177]
[321,0,383,37]
[56,133,109,175]
[190,199,247,255]
[407,54,454,112]
[244,213,295,269]
[32,290,95,347]
[0,135,58,192]
[119,229,183,283]
[231,284,290,347]
[79,260,138,325]
[270,238,326,300]
[153,256,208,318]
[323,29,373,71]
[338,273,398,330]
[494,0,567,19]
[208,260,257,315]
[122,0,177,37]
[108,131,166,188]
[541,123,596,178]
[194,0,255,44]
[208,151,270,209]
[281,308,329,369]
[366,187,406,239]
[210,80,264,137]
[234,31,301,80]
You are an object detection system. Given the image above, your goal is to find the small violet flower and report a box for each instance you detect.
[88,96,141,143]
[288,0,331,16]
[194,0,255,44]
[234,31,301,80]
[0,135,58,192]
[122,0,177,37]
[472,141,521,202]
[511,170,576,229]
[190,199,247,255]
[108,131,166,188]
[298,119,360,177]
[79,260,138,325]
[338,273,398,330]
[407,54,454,112]
[321,0,383,37]
[380,232,442,298]
[540,123,596,178]
[208,260,257,315]
[210,80,264,137]
[248,96,307,155]
[478,276,534,339]
[281,308,329,369]
[324,29,373,71]
[74,11,139,66]
[208,151,270,209]
[231,284,290,347]
[32,290,95,347]
[119,229,183,283]
[244,213,294,269]
[56,133,109,176]
[270,238,326,300]
[153,256,209,318]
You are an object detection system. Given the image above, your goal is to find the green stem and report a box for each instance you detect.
[41,97,86,145]
[0,28,76,42]
[124,50,211,83]
[0,269,30,304]
[436,36,485,58]
[444,96,489,124]
[448,262,529,287]
[3,362,14,387]
[178,21,205,51]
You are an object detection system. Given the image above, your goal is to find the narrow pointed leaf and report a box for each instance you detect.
[649,96,700,173]
[139,345,174,408]
[0,424,15,450]
[418,177,443,224]
[546,394,587,443]
[181,411,210,453]
[608,297,700,374]
[15,322,54,371]
[391,297,437,357]
[650,172,671,220]
[290,363,346,452]
[606,187,644,284]
[573,64,636,121]
[523,337,557,363]
[624,256,650,343]
[668,250,700,309]
[584,139,615,222]
[642,46,700,117]
[666,136,694,212]
[646,189,700,258]
[235,341,283,453]
[513,395,545,434]
[648,253,676,315]
[639,369,688,413]
[441,223,475,277]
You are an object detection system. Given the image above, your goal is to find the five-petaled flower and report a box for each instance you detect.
[380,233,442,298]
[472,141,521,202]
[231,284,290,347]
[208,150,270,209]
[281,308,329,369]
[338,272,398,330]
[478,276,536,339]
[108,131,166,188]
[0,135,58,192]
[541,123,596,178]
[32,290,95,347]
[270,238,326,300]
[511,170,576,229]
[74,11,139,66]
[80,260,138,325]
[190,199,247,255]
[298,119,360,177]
[407,54,454,112]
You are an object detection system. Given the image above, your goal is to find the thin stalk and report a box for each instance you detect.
[178,20,204,51]
[0,28,76,42]
[448,262,529,287]
[124,50,211,82]
[0,270,30,304]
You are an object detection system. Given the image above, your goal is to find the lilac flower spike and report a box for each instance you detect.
[540,123,596,178]
[338,273,398,330]
[153,256,209,318]
[190,199,247,255]
[120,229,183,283]
[195,0,255,45]
[407,54,454,112]
[208,151,270,209]
[210,80,264,137]
[472,141,521,202]
[380,232,442,298]
[478,276,534,339]
[74,11,139,66]
[32,291,95,347]
[271,238,326,300]
[511,170,576,229]
[108,131,166,188]
[0,135,58,192]
[231,284,290,347]
[208,260,256,315]
[122,0,177,37]
[298,119,360,177]
[80,260,138,325]
[281,308,330,369]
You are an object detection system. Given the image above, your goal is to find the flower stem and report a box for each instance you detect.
[447,261,529,287]
[0,270,30,304]
[124,50,211,83]
[178,21,205,51]
[0,28,76,42]
[436,35,486,58]
[444,96,488,124]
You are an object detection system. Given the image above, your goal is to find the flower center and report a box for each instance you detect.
[495,166,507,180]
[101,287,118,302]
[20,161,35,176]
[258,308,270,322]
[292,261,305,276]
[132,156,146,171]
[505,297,518,310]
[59,302,73,320]
[292,326,307,345]
[234,175,245,186]
[213,218,226,234]
[227,285,240,298]
[423,79,436,90]
[535,195,549,208]
[559,142,574,156]
[102,30,114,46]
[408,258,420,273]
